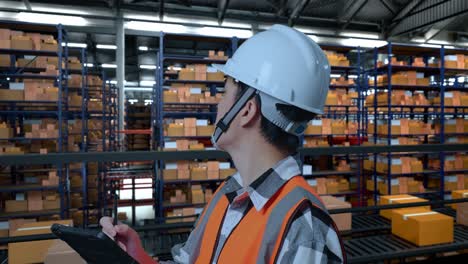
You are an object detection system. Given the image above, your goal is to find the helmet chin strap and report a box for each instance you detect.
[211,86,257,149]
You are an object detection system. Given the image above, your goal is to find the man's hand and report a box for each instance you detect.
[100,217,158,264]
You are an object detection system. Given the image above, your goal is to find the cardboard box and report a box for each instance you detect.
[167,124,184,137]
[5,200,28,212]
[305,125,321,135]
[326,182,339,194]
[321,195,351,231]
[0,127,13,138]
[457,202,468,226]
[44,240,86,264]
[179,70,195,80]
[12,39,33,50]
[191,189,205,204]
[207,72,224,81]
[163,169,178,180]
[71,194,82,208]
[42,43,58,52]
[380,195,429,219]
[27,191,44,211]
[43,199,60,210]
[177,169,190,180]
[9,220,73,264]
[0,89,24,101]
[452,190,468,210]
[191,167,207,180]
[391,208,453,246]
[220,168,236,179]
[196,125,214,136]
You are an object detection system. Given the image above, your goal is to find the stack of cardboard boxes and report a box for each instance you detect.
[0,122,13,139]
[24,80,59,101]
[207,50,228,61]
[169,189,188,204]
[369,71,430,86]
[429,154,467,172]
[374,119,433,135]
[24,121,59,139]
[163,161,236,181]
[330,76,354,86]
[365,91,430,107]
[0,142,24,154]
[165,118,215,137]
[325,51,350,67]
[309,177,350,195]
[163,86,222,104]
[4,189,60,213]
[366,177,424,195]
[442,54,468,69]
[0,28,58,51]
[364,156,424,174]
[305,119,358,136]
[435,118,467,134]
[42,171,60,186]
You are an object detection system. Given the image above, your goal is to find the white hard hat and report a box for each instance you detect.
[213,24,330,115]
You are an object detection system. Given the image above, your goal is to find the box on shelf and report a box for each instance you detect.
[191,167,208,180]
[191,188,205,204]
[5,200,28,212]
[11,37,33,50]
[220,168,236,179]
[391,208,453,246]
[207,161,220,180]
[163,169,178,180]
[457,202,468,226]
[196,125,214,136]
[167,124,184,137]
[0,89,24,101]
[27,191,44,211]
[207,71,224,81]
[380,194,429,219]
[321,195,351,231]
[451,190,468,210]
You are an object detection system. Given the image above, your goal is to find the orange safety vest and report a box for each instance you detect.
[187,175,345,264]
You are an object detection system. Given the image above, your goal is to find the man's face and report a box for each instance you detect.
[214,77,239,150]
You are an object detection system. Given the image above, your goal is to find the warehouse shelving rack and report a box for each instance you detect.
[151,32,239,221]
[365,42,468,203]
[302,44,366,205]
[0,22,70,220]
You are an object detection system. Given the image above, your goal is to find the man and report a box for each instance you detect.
[101,24,345,263]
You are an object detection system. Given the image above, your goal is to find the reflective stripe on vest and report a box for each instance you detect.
[187,175,340,264]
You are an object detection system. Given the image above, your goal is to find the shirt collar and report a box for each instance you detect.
[224,155,302,211]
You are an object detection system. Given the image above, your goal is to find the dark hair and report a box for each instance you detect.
[236,82,316,154]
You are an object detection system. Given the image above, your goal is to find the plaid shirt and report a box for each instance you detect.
[164,155,344,264]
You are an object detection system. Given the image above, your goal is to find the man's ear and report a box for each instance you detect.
[239,98,261,127]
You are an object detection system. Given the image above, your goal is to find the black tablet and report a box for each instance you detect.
[51,223,139,264]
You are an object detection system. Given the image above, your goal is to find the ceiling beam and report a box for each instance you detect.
[338,0,368,31]
[159,0,164,20]
[379,0,395,15]
[217,0,230,24]
[23,0,31,10]
[389,0,468,37]
[288,0,311,27]
[423,16,458,42]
